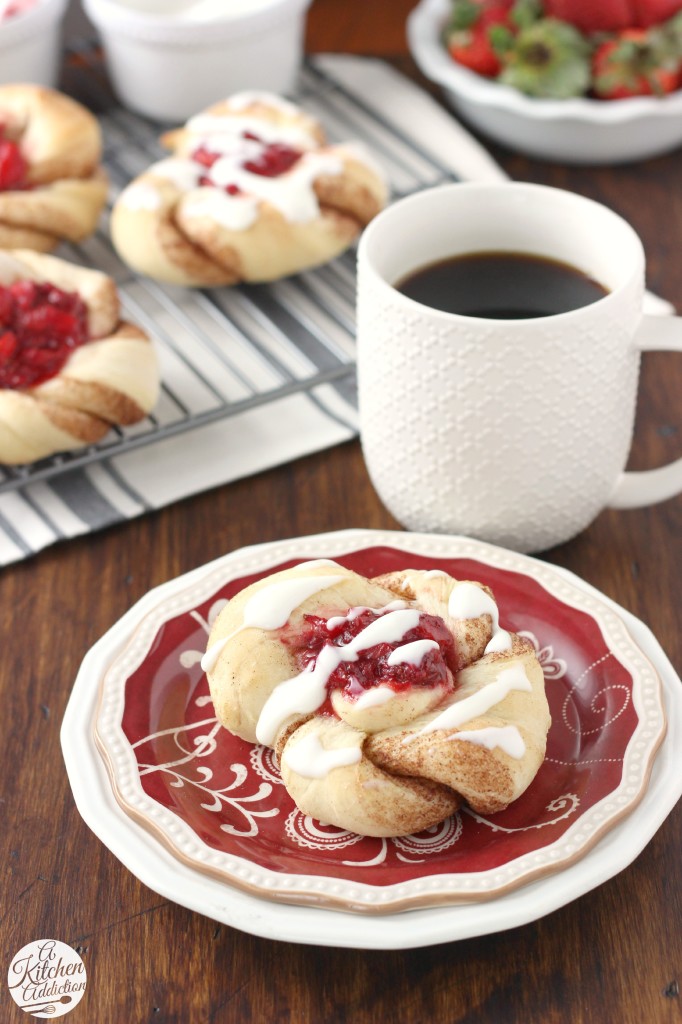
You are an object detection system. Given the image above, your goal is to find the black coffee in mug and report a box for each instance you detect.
[396,250,609,319]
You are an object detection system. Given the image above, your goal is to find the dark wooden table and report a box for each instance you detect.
[3,2,682,1021]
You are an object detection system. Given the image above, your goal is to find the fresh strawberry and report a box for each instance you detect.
[545,0,682,31]
[446,1,516,77]
[592,28,680,97]
[544,0,634,33]
[499,18,592,96]
[633,0,682,28]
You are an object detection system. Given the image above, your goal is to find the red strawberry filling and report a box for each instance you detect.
[191,144,221,170]
[190,131,302,195]
[286,608,456,716]
[242,141,302,177]
[0,136,28,191]
[0,280,89,389]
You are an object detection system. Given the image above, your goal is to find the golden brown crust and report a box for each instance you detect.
[159,210,240,286]
[0,253,159,465]
[32,324,152,425]
[36,397,110,445]
[314,164,385,227]
[0,223,57,251]
[279,718,460,838]
[366,636,550,815]
[111,92,388,287]
[0,86,107,251]
[173,197,360,284]
[0,84,102,182]
[0,171,109,245]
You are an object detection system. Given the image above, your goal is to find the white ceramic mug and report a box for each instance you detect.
[356,182,682,553]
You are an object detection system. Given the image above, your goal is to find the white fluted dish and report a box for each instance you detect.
[407,0,682,164]
[60,529,682,948]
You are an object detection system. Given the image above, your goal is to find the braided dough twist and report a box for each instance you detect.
[0,85,107,252]
[205,562,551,838]
[0,250,159,464]
[111,92,388,287]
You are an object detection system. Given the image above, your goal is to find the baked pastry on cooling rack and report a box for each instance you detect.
[0,85,108,252]
[111,91,388,287]
[0,250,159,464]
[203,561,551,838]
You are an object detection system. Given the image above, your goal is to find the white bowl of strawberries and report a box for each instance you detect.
[407,0,682,163]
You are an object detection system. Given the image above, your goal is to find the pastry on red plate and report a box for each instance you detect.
[204,561,551,838]
[0,250,159,464]
[0,84,108,252]
[111,91,388,287]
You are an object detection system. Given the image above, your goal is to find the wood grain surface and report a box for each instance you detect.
[2,2,682,1022]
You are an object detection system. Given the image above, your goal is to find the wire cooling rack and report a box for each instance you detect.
[0,46,460,494]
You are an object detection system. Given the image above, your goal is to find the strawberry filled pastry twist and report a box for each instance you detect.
[204,562,551,838]
[111,91,388,287]
[0,85,108,252]
[0,250,159,464]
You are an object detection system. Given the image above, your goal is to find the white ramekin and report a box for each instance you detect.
[82,0,313,122]
[0,0,68,87]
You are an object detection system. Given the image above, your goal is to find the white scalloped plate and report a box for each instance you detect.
[60,531,681,945]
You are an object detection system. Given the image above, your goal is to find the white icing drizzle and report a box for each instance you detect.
[201,636,229,673]
[325,600,407,631]
[281,732,361,779]
[207,150,343,224]
[181,187,258,231]
[448,724,526,759]
[448,581,512,655]
[137,103,356,230]
[186,109,318,150]
[296,559,341,569]
[353,685,397,710]
[241,574,346,631]
[146,157,201,191]
[119,182,163,211]
[201,572,346,674]
[147,131,344,227]
[387,639,439,667]
[424,569,448,578]
[256,608,422,745]
[407,665,532,740]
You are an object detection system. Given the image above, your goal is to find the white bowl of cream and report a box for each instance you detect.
[82,0,313,122]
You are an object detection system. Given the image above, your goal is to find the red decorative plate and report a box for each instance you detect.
[93,532,666,913]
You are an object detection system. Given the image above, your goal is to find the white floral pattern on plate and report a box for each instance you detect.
[130,626,583,865]
[92,531,666,913]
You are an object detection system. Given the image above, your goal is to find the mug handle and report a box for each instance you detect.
[609,314,682,509]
